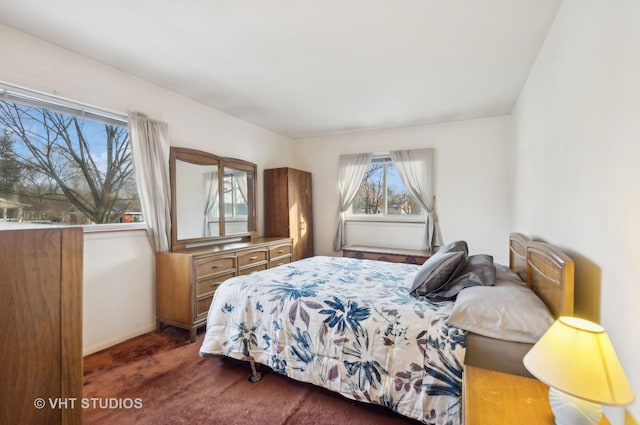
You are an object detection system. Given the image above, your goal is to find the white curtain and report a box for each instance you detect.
[390,148,441,251]
[333,153,372,251]
[235,171,248,205]
[128,112,172,252]
[203,170,219,236]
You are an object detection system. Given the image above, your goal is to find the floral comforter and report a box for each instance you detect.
[199,256,466,424]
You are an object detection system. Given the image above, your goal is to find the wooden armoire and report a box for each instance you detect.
[0,225,83,425]
[264,167,314,260]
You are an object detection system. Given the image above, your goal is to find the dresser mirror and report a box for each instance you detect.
[170,147,257,251]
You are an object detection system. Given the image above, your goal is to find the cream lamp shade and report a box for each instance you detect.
[524,316,634,425]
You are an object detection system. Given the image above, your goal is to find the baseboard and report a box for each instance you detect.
[83,323,157,356]
[627,409,639,425]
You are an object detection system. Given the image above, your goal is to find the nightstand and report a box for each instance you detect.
[463,365,611,425]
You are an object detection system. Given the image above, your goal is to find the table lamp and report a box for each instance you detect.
[523,316,634,425]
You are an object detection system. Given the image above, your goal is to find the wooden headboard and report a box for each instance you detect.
[508,233,575,318]
[509,233,530,282]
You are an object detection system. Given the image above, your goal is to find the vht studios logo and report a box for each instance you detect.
[34,397,143,410]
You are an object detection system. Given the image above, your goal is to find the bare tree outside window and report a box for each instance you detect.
[351,163,384,214]
[0,99,140,224]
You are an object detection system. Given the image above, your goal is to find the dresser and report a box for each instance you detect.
[156,237,293,342]
[342,245,433,265]
[264,167,314,260]
[0,225,83,425]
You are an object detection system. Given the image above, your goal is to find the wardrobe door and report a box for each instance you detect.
[264,167,290,238]
[288,168,313,260]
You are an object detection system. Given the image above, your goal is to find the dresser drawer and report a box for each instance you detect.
[269,256,292,268]
[269,243,292,258]
[196,295,214,318]
[195,255,236,278]
[196,272,234,297]
[237,249,267,268]
[238,263,267,276]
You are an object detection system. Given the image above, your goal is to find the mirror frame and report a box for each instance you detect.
[169,147,257,251]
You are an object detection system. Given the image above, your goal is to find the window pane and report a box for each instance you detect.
[386,162,423,216]
[352,162,384,214]
[0,99,140,224]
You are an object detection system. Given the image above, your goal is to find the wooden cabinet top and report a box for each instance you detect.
[464,365,610,425]
[167,236,293,256]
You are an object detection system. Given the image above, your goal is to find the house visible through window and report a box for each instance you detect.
[350,155,424,218]
[0,87,141,225]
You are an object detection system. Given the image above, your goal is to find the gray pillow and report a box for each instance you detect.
[494,263,526,286]
[426,254,496,301]
[447,283,555,343]
[451,254,496,286]
[439,240,468,255]
[409,241,468,297]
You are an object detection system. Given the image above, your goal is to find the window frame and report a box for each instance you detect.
[0,82,141,230]
[346,153,427,224]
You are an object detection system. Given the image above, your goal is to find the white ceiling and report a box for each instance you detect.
[0,0,561,139]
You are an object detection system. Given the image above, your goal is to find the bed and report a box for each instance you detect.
[199,233,574,424]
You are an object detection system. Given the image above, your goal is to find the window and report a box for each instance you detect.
[0,86,140,225]
[350,155,424,218]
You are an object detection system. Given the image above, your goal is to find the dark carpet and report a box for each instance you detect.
[83,328,423,425]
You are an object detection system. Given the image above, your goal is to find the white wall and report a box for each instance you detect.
[0,24,296,354]
[295,115,514,263]
[82,228,155,354]
[512,1,640,421]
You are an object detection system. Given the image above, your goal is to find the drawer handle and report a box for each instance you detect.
[211,264,221,269]
[277,250,284,254]
[248,256,258,261]
[210,282,218,288]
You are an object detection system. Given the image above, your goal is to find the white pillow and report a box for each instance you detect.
[446,283,554,344]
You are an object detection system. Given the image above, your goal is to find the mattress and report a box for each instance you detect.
[463,332,534,377]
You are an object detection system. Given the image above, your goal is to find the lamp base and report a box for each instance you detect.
[549,387,602,425]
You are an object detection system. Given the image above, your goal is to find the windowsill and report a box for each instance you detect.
[345,215,426,224]
[82,223,148,241]
[0,221,147,233]
[82,223,147,233]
